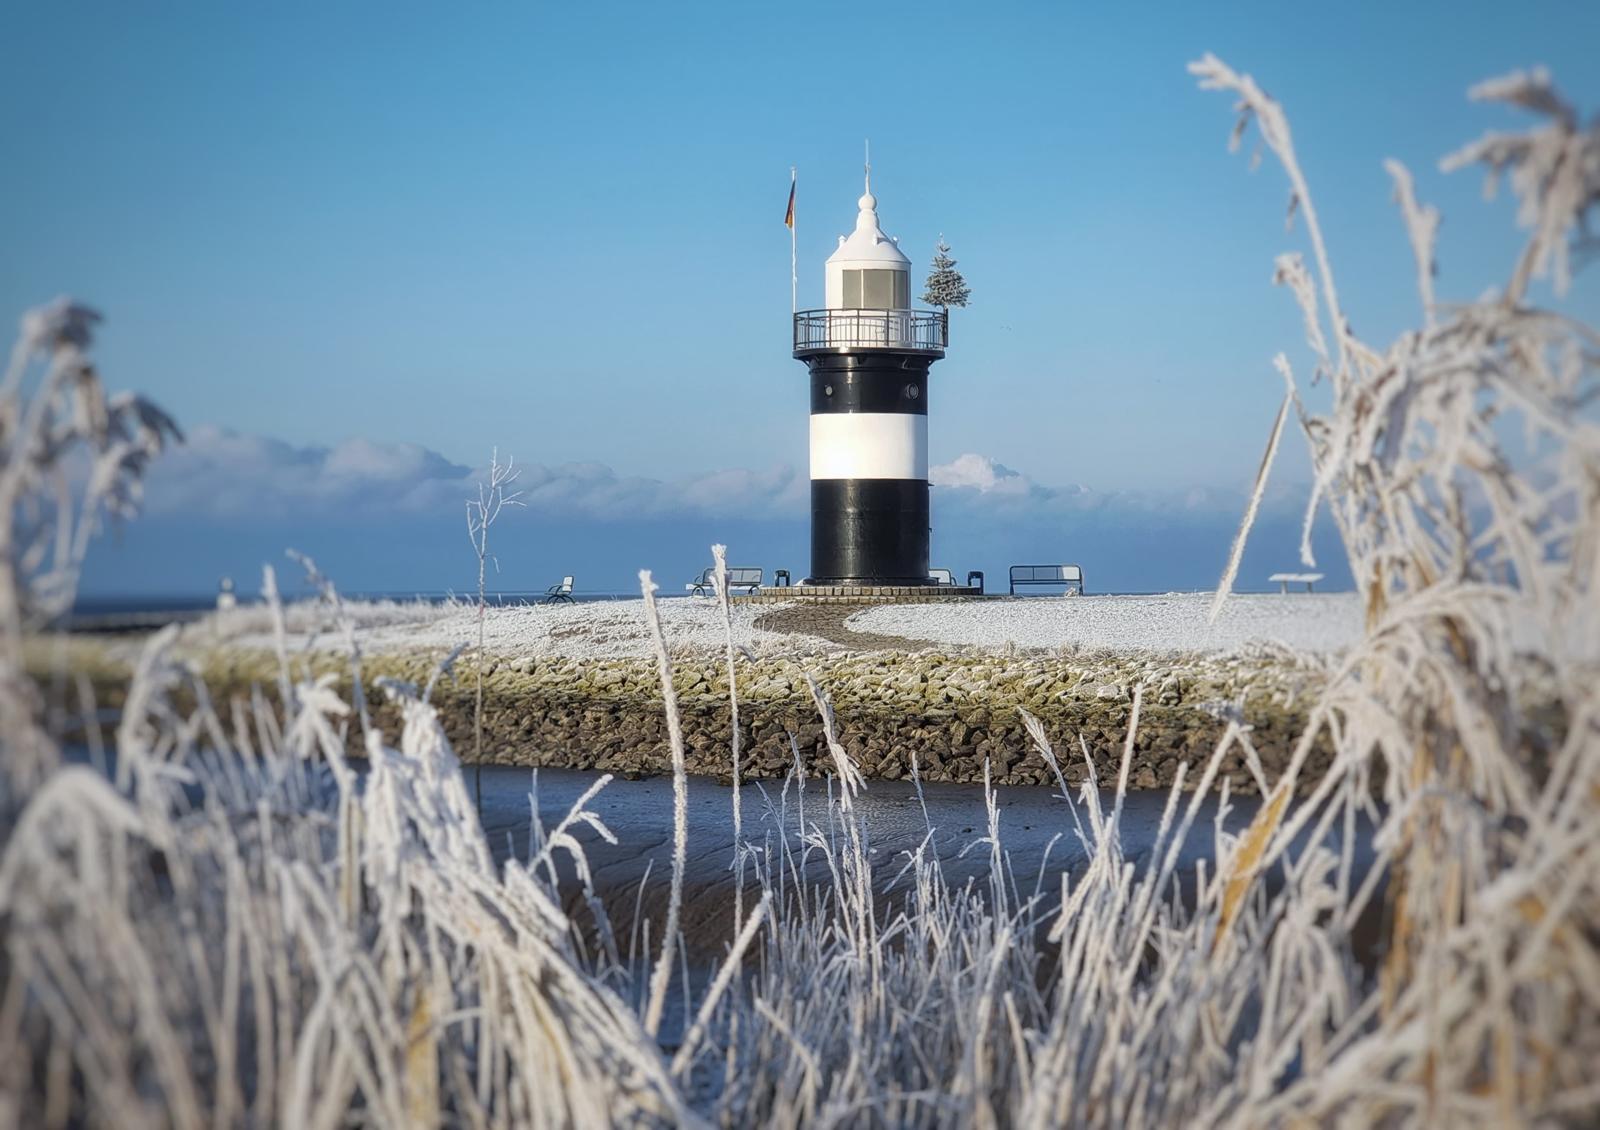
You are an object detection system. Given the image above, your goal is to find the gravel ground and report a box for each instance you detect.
[847,592,1363,655]
[751,604,932,650]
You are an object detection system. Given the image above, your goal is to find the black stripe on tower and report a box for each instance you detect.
[807,352,931,415]
[809,479,931,584]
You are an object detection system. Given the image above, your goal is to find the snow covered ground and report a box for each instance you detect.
[194,591,1363,661]
[198,595,804,661]
[848,592,1362,655]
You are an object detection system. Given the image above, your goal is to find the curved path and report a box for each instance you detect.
[751,603,930,651]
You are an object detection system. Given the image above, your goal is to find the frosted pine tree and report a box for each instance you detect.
[921,238,971,313]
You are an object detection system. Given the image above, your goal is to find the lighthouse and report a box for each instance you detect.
[792,180,948,585]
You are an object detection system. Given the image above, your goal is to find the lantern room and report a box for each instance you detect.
[824,191,912,310]
[794,184,946,359]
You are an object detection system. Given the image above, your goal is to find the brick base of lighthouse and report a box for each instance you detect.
[733,584,983,605]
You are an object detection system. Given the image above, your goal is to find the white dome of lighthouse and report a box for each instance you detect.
[825,188,912,310]
[827,192,912,268]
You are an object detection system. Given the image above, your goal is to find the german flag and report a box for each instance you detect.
[784,178,795,229]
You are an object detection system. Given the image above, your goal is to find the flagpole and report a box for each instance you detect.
[789,166,797,314]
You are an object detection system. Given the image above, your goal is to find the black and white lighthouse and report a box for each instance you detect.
[792,182,948,585]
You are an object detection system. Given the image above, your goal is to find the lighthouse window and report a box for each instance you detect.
[863,270,895,309]
[841,269,908,310]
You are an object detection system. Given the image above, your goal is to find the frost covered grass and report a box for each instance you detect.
[850,591,1364,656]
[2,57,1598,1128]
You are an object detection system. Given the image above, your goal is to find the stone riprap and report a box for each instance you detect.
[180,646,1334,794]
[52,593,1356,795]
[43,589,1344,793]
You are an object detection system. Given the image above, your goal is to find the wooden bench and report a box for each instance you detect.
[1268,572,1325,593]
[929,567,955,586]
[1009,564,1084,595]
[687,566,763,597]
[541,575,574,604]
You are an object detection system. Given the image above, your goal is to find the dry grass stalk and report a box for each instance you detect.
[465,448,524,811]
[1190,52,1600,1121]
[637,569,690,1040]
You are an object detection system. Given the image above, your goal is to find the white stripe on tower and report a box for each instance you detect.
[808,413,927,481]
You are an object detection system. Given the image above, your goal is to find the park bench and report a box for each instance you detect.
[929,567,955,585]
[686,566,763,597]
[541,575,574,604]
[1268,572,1325,593]
[1009,563,1085,595]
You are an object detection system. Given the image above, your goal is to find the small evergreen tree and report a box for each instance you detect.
[921,238,971,313]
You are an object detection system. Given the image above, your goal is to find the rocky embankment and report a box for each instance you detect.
[147,643,1330,797]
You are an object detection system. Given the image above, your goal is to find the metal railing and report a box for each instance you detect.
[793,308,948,357]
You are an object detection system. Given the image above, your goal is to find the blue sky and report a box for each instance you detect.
[5,1,1597,596]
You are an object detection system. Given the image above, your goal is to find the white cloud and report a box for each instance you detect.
[930,453,1031,493]
[930,452,1321,524]
[136,430,1305,530]
[932,452,1130,517]
[142,425,807,522]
